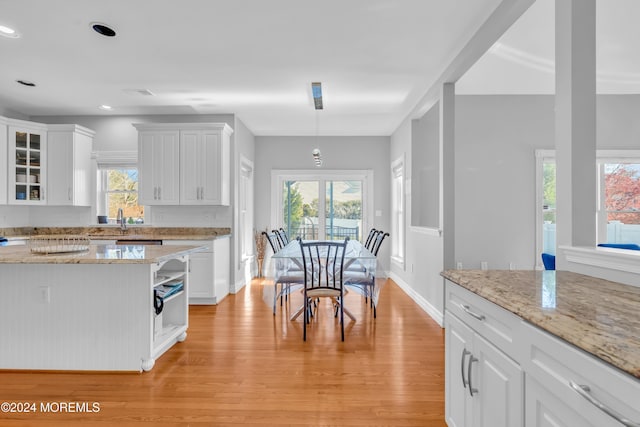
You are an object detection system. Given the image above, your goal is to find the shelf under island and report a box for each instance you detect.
[0,243,206,372]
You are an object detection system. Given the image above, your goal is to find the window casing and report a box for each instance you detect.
[391,156,405,267]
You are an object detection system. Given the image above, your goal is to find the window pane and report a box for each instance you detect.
[604,163,640,244]
[282,181,318,240]
[542,162,556,254]
[325,180,362,241]
[106,169,144,224]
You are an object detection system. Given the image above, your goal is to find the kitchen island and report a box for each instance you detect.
[0,243,205,372]
[441,269,640,427]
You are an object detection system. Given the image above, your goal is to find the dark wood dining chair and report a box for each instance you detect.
[298,238,349,341]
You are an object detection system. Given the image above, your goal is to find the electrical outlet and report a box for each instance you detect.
[481,261,488,270]
[39,286,50,303]
[509,262,516,270]
[456,262,463,270]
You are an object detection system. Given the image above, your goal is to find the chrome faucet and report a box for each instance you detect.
[117,208,127,231]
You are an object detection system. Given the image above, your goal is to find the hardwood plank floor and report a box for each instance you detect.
[0,278,445,426]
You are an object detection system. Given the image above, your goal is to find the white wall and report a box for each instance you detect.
[411,103,440,228]
[455,95,555,270]
[254,135,391,270]
[390,117,445,324]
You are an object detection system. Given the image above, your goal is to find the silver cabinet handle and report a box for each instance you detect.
[468,355,479,397]
[461,349,470,388]
[462,304,486,321]
[68,188,71,201]
[158,187,161,200]
[569,381,640,427]
[153,187,157,200]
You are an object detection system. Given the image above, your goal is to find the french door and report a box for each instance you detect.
[272,170,373,242]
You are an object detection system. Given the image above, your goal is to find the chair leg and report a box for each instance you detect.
[340,296,345,341]
[303,293,308,341]
[273,283,279,315]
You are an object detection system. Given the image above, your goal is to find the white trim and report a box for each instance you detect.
[230,278,247,294]
[561,245,640,287]
[391,154,406,265]
[389,272,444,327]
[93,150,137,166]
[409,226,442,237]
[390,256,405,269]
[48,124,95,138]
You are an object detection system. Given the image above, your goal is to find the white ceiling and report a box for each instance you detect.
[2,1,637,137]
[0,0,505,136]
[458,0,640,95]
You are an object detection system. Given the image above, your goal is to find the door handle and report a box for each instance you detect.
[461,348,470,388]
[462,304,486,321]
[467,354,479,397]
[569,381,640,427]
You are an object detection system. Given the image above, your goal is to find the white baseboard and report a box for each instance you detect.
[230,278,246,294]
[389,271,444,327]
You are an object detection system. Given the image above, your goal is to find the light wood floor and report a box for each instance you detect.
[0,278,445,426]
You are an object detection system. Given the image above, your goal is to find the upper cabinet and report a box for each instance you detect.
[0,118,8,204]
[133,123,233,206]
[47,124,95,206]
[137,130,180,205]
[8,119,48,205]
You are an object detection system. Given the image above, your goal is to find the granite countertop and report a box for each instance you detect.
[0,226,231,241]
[441,269,640,380]
[0,243,205,264]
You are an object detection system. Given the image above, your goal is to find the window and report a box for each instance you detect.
[98,167,144,224]
[273,170,373,243]
[535,150,640,266]
[391,156,405,266]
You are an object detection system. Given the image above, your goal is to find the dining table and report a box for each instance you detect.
[269,238,382,321]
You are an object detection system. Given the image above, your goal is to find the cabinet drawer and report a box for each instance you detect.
[445,280,522,360]
[522,321,640,427]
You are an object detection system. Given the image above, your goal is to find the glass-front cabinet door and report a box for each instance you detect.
[9,125,47,204]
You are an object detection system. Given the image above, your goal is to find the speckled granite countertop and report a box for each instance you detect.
[441,269,640,379]
[0,227,231,241]
[0,243,205,264]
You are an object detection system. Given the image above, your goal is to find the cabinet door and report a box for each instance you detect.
[200,130,222,204]
[9,126,46,205]
[47,132,73,205]
[445,313,474,427]
[0,122,8,204]
[139,131,179,205]
[188,251,214,300]
[213,237,230,302]
[179,130,201,204]
[473,334,523,427]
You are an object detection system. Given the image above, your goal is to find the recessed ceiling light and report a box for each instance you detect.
[91,22,116,37]
[16,80,35,87]
[0,25,20,38]
[99,105,113,111]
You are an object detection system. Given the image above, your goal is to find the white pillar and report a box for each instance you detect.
[555,0,597,269]
[441,83,456,270]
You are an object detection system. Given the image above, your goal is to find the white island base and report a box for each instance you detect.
[0,245,196,372]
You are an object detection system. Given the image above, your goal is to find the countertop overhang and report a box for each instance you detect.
[0,243,207,264]
[0,226,232,242]
[441,269,640,379]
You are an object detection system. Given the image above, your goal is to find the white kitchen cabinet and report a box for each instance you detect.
[8,120,48,205]
[163,236,230,304]
[134,123,232,206]
[47,124,95,206]
[137,129,180,205]
[0,118,7,204]
[180,125,231,205]
[445,310,523,427]
[522,320,640,427]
